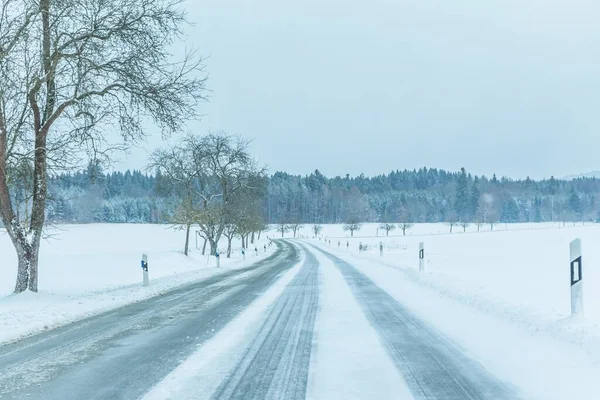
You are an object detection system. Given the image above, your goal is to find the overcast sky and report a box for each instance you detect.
[115,0,600,179]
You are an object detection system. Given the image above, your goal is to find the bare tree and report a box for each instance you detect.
[151,132,263,256]
[224,188,264,258]
[277,223,290,238]
[222,223,238,258]
[187,133,263,255]
[312,224,322,237]
[399,222,413,235]
[379,223,396,236]
[447,221,457,233]
[0,0,206,293]
[289,222,303,238]
[149,144,199,257]
[171,197,197,256]
[343,217,362,237]
[460,222,470,232]
[481,193,498,231]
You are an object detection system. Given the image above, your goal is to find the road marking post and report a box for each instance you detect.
[419,242,425,272]
[141,254,149,287]
[570,238,583,317]
[215,251,221,268]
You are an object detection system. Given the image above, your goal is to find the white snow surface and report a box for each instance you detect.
[313,222,600,325]
[307,249,413,400]
[0,224,273,344]
[307,221,600,399]
[4,221,600,399]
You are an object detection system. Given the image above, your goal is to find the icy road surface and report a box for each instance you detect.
[0,241,518,399]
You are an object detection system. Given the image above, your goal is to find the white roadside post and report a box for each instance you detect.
[215,251,221,268]
[419,242,425,272]
[141,254,149,287]
[570,238,583,317]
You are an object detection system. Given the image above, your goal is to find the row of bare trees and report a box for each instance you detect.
[149,133,267,258]
[0,0,206,293]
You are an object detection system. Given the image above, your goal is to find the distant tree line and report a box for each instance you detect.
[25,166,600,231]
[266,168,599,226]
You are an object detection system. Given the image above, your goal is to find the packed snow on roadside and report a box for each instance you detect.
[0,224,274,344]
[304,222,600,399]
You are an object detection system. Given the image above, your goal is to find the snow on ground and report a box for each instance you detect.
[143,250,306,400]
[307,249,413,400]
[306,222,600,399]
[308,222,600,326]
[0,224,273,344]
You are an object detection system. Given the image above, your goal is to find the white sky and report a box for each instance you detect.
[114,0,600,179]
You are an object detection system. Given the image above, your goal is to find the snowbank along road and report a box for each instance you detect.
[0,240,522,399]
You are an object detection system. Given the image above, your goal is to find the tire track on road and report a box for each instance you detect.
[211,244,319,400]
[310,244,519,400]
[0,242,299,400]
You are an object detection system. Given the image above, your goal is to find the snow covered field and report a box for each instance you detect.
[311,222,600,324]
[0,224,273,344]
[299,222,600,398]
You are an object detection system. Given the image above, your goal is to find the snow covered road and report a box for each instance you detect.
[309,244,518,399]
[0,240,525,399]
[211,246,318,400]
[0,242,299,399]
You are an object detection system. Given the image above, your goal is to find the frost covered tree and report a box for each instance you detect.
[0,0,206,292]
[501,198,520,223]
[569,187,583,218]
[470,177,481,220]
[454,167,469,222]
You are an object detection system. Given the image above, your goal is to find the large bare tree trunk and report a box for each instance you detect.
[1,0,205,293]
[226,237,232,258]
[251,231,255,244]
[209,238,218,256]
